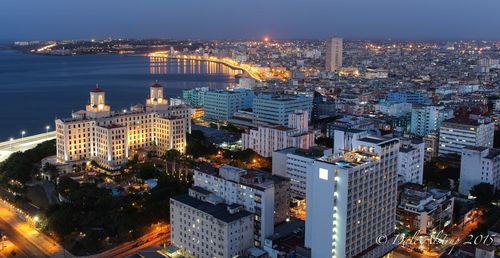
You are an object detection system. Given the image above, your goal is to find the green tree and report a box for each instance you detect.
[0,140,56,184]
[137,163,160,179]
[315,136,333,148]
[185,130,216,158]
[470,183,495,206]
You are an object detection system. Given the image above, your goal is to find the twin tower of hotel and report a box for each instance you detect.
[55,83,191,170]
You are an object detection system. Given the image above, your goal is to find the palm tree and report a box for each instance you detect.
[164,149,181,176]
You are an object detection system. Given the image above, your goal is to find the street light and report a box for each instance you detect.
[45,125,50,134]
[21,131,26,139]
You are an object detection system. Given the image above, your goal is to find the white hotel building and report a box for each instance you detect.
[55,83,190,170]
[306,135,399,258]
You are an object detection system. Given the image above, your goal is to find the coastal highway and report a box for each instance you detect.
[0,132,55,163]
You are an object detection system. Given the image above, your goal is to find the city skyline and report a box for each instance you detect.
[1,0,500,41]
[1,2,499,256]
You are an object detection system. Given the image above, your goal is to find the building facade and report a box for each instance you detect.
[387,91,429,105]
[398,138,425,185]
[410,105,442,137]
[325,37,343,72]
[423,131,439,162]
[305,135,399,258]
[396,183,454,234]
[192,165,290,248]
[272,147,332,199]
[170,189,254,258]
[459,146,500,195]
[181,86,209,107]
[55,84,189,170]
[242,110,314,157]
[438,117,494,157]
[203,89,255,122]
[252,94,312,126]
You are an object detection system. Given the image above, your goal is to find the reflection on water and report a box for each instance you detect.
[149,56,243,76]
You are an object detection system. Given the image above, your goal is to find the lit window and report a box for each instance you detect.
[319,168,328,180]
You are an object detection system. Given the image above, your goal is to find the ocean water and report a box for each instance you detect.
[0,50,238,141]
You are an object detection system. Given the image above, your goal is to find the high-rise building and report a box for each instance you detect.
[305,135,399,258]
[181,87,209,107]
[410,105,441,137]
[170,188,254,258]
[55,83,189,170]
[203,89,255,121]
[325,37,343,72]
[192,165,290,248]
[459,146,500,195]
[398,138,425,184]
[252,94,312,126]
[439,117,494,157]
[242,110,314,157]
[272,146,332,199]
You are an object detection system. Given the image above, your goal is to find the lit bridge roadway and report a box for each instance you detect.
[149,51,265,82]
[0,132,56,163]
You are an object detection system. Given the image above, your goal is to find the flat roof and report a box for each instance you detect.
[171,194,252,223]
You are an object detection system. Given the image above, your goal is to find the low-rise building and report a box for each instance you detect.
[396,183,454,234]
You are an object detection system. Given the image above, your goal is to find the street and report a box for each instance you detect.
[0,199,68,258]
[92,225,170,258]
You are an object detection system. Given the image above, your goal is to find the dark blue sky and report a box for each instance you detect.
[1,0,499,41]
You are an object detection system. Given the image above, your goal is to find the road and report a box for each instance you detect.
[0,219,46,257]
[386,211,484,258]
[0,132,55,163]
[149,52,268,81]
[92,225,170,258]
[0,199,69,258]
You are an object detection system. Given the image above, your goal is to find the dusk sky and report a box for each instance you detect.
[1,0,500,41]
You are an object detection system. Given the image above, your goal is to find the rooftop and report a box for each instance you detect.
[442,117,487,126]
[171,194,252,223]
[90,85,105,93]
